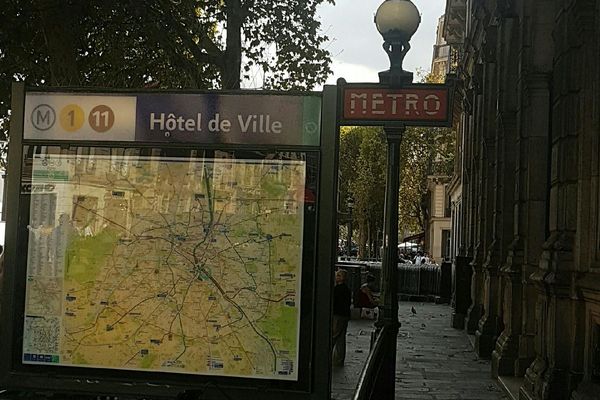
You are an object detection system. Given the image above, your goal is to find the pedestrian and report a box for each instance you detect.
[414,251,424,265]
[422,252,430,264]
[355,274,378,309]
[332,268,351,366]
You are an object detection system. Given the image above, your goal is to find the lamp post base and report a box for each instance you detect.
[378,69,413,86]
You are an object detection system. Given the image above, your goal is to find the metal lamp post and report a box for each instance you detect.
[340,2,450,398]
[374,0,420,398]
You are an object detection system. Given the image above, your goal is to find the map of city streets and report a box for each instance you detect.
[22,153,307,380]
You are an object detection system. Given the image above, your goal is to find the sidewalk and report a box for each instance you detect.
[331,302,509,400]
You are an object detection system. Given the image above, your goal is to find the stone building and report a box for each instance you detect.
[424,16,453,265]
[443,0,600,398]
[431,15,451,78]
[424,175,452,264]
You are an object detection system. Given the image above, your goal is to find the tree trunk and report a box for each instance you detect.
[35,0,80,85]
[358,222,367,259]
[222,0,242,89]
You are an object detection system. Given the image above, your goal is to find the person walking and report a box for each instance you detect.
[332,268,352,366]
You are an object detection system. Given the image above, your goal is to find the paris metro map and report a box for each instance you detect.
[21,153,306,380]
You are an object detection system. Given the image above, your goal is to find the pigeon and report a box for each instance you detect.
[411,306,417,315]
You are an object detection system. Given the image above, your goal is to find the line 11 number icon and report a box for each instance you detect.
[89,105,115,132]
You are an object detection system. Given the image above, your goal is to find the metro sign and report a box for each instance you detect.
[339,82,453,127]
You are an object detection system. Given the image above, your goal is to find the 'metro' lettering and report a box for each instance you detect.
[343,87,449,124]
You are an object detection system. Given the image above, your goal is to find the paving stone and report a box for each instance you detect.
[331,302,509,400]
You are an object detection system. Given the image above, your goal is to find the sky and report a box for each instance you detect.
[317,0,447,85]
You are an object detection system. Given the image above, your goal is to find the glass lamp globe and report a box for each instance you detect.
[375,0,421,40]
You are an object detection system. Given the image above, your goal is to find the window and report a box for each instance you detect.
[442,229,451,261]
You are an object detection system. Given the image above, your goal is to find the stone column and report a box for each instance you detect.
[520,0,587,397]
[465,71,486,335]
[452,104,473,329]
[521,12,582,400]
[491,15,522,376]
[492,0,553,383]
[503,21,554,376]
[570,0,600,396]
[473,29,503,357]
[515,73,551,377]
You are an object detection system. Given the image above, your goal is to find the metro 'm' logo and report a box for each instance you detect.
[31,104,56,131]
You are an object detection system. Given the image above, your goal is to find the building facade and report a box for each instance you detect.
[423,16,453,266]
[431,16,451,78]
[425,175,452,264]
[443,0,600,399]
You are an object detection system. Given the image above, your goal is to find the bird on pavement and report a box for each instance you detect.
[411,306,417,315]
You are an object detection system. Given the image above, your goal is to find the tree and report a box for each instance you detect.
[339,126,386,259]
[338,83,455,256]
[1,0,332,89]
[398,125,454,235]
[0,0,334,167]
[397,71,455,236]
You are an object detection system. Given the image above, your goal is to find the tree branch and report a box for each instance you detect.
[147,3,224,69]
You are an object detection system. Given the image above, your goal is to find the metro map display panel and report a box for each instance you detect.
[21,151,306,380]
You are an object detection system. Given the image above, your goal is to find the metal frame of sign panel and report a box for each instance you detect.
[0,82,339,400]
[336,78,455,128]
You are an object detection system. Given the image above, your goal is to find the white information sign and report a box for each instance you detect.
[24,93,137,141]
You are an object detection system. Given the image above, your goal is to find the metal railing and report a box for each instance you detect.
[340,262,444,298]
[352,325,389,400]
[335,260,452,311]
[397,263,441,297]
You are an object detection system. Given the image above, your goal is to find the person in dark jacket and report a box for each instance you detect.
[332,268,352,366]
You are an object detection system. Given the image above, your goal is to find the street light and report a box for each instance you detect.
[375,0,421,86]
[373,1,420,398]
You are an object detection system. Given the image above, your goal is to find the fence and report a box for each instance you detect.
[397,263,440,297]
[336,260,451,302]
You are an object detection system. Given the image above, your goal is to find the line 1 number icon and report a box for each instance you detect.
[59,104,84,132]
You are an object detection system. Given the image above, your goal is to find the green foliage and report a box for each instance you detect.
[1,0,333,89]
[398,71,455,234]
[399,125,454,233]
[0,0,334,169]
[338,126,361,213]
[339,126,386,258]
[244,1,333,90]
